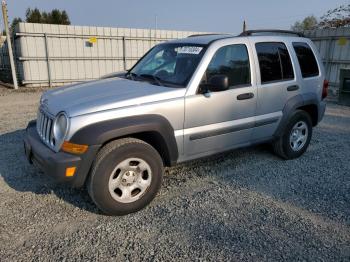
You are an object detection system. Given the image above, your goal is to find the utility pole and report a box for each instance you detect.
[1,0,18,89]
[154,14,157,39]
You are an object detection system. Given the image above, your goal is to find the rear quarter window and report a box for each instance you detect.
[292,42,319,78]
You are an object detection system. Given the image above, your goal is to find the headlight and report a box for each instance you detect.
[53,112,69,143]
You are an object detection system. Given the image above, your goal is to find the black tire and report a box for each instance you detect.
[87,138,164,215]
[272,110,312,160]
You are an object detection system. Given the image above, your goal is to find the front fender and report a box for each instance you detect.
[70,114,179,165]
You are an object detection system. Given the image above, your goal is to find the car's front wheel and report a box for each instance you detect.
[87,138,163,215]
[273,110,313,159]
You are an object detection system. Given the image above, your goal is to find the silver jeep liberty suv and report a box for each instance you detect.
[24,30,328,215]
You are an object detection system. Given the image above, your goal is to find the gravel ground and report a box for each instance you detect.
[0,87,349,261]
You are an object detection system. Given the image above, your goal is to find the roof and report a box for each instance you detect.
[164,30,305,46]
[166,34,234,45]
[239,30,304,37]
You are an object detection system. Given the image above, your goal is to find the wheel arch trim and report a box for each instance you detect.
[70,114,179,166]
[274,93,319,138]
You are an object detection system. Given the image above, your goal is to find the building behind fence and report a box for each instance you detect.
[0,23,349,95]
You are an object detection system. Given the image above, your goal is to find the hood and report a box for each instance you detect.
[42,77,185,117]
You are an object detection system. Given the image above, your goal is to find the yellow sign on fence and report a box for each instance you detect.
[88,37,97,44]
[338,37,347,46]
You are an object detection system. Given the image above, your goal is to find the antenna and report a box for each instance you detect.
[243,20,247,32]
[154,14,157,37]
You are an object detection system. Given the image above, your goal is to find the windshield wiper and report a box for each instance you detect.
[125,72,138,81]
[139,74,164,86]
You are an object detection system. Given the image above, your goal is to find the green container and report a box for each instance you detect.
[339,69,350,106]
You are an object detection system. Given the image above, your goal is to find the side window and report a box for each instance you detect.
[292,42,319,78]
[255,42,294,84]
[278,45,294,80]
[205,44,251,88]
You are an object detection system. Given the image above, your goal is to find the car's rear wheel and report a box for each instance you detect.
[272,110,312,159]
[87,138,163,215]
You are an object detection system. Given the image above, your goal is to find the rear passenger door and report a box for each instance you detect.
[250,40,297,141]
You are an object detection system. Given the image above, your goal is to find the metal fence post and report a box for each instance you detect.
[1,1,18,89]
[44,33,52,87]
[122,36,126,70]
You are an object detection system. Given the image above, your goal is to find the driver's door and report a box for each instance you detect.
[183,43,257,159]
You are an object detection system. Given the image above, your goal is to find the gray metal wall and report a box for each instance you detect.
[13,22,202,87]
[305,27,350,96]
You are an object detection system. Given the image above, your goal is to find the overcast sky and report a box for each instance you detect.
[5,0,348,33]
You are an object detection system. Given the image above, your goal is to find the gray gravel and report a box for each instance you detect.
[0,87,349,261]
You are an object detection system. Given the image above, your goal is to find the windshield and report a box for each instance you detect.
[128,43,206,88]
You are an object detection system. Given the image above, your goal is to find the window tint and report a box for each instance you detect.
[278,46,294,79]
[130,43,206,87]
[293,42,319,78]
[143,50,166,71]
[256,42,294,84]
[205,44,251,87]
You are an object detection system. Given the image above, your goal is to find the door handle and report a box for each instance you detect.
[237,93,254,100]
[287,85,299,91]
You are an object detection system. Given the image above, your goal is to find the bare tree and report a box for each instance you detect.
[319,4,350,28]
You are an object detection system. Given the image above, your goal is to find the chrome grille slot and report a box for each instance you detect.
[36,109,55,149]
[43,117,47,139]
[46,119,52,143]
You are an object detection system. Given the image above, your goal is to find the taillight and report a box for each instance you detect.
[322,79,329,99]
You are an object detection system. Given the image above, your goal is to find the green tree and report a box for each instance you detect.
[25,8,42,23]
[23,7,70,25]
[47,9,70,25]
[41,11,49,24]
[10,17,22,33]
[6,7,71,36]
[291,16,318,32]
[2,17,22,35]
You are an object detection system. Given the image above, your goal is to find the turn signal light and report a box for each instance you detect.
[61,141,88,154]
[65,167,76,177]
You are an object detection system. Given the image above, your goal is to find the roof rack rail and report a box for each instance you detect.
[239,30,304,37]
[187,33,232,38]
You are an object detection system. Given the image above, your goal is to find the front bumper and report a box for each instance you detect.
[23,121,99,188]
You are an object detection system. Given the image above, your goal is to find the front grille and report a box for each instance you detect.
[36,109,55,149]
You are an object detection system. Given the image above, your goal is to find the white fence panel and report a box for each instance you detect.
[13,22,203,87]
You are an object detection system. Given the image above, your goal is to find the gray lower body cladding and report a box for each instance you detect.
[24,121,99,188]
[189,117,279,141]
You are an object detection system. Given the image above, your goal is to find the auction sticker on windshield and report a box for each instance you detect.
[177,46,203,55]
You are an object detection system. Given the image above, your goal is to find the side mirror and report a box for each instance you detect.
[200,75,229,94]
